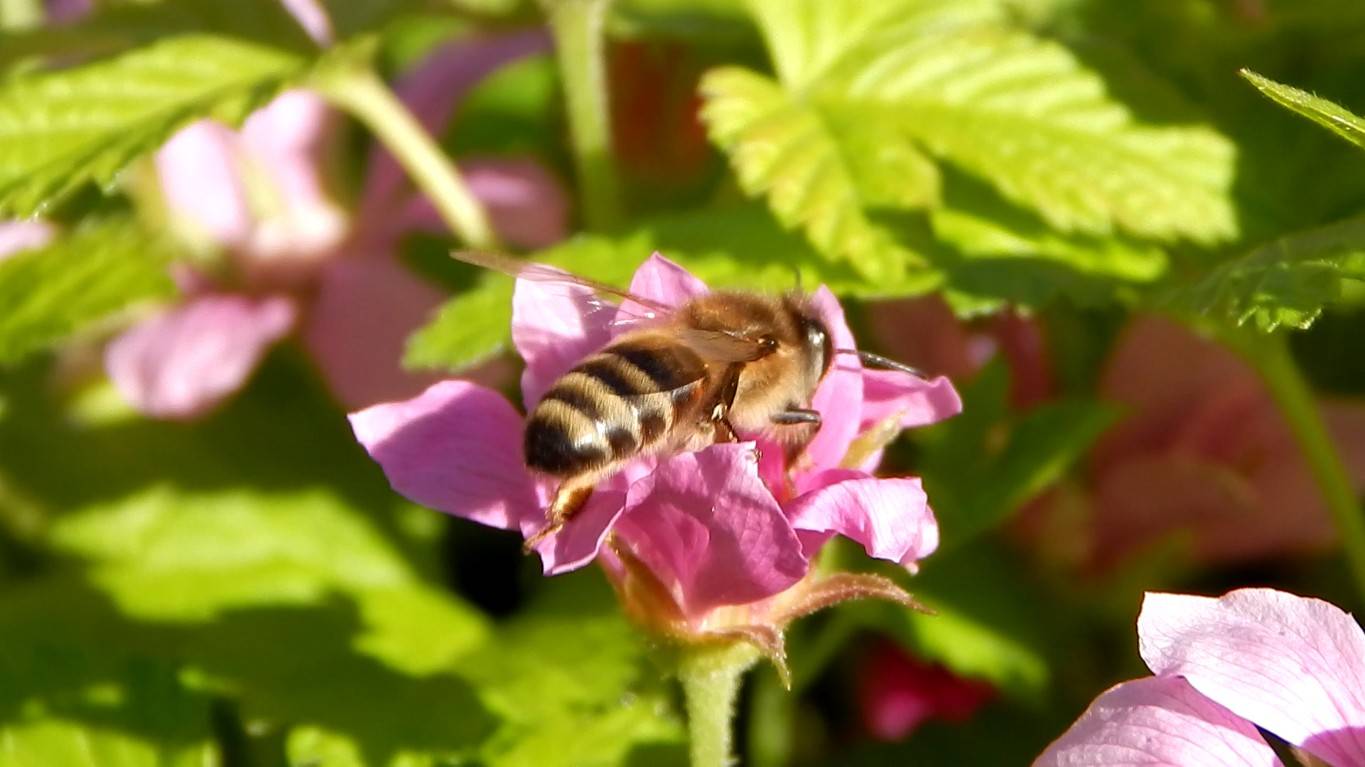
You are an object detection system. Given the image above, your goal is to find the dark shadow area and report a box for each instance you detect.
[0,574,498,765]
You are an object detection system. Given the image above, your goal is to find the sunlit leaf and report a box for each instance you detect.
[831,27,1237,244]
[700,67,928,284]
[1241,68,1365,150]
[0,35,307,216]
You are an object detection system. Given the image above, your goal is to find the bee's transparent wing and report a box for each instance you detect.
[452,250,673,328]
[676,328,773,364]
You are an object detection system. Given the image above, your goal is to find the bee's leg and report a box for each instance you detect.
[703,363,744,443]
[713,415,739,443]
[773,406,822,465]
[771,408,821,427]
[522,479,595,553]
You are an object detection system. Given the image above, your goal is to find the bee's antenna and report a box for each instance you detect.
[790,263,803,292]
[835,348,924,377]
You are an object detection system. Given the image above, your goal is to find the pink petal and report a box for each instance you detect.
[511,266,614,408]
[303,256,445,409]
[858,641,994,741]
[1033,676,1280,767]
[785,473,939,566]
[528,470,638,575]
[349,380,541,532]
[860,369,962,431]
[865,296,982,382]
[802,286,864,472]
[237,90,347,264]
[611,443,808,617]
[1138,588,1365,766]
[359,31,551,227]
[105,295,295,419]
[462,158,571,250]
[46,0,91,23]
[624,251,709,309]
[240,90,335,215]
[1088,455,1334,568]
[156,121,252,249]
[279,0,332,44]
[0,220,54,260]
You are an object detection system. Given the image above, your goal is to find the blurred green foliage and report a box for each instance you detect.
[2,0,1365,764]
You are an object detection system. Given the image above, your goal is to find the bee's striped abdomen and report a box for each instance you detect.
[524,334,706,477]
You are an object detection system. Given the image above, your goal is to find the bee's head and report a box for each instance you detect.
[782,295,835,396]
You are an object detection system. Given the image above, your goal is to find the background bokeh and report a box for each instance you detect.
[2,0,1365,765]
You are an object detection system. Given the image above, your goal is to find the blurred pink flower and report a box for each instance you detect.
[856,640,994,741]
[1035,587,1365,766]
[867,296,1054,409]
[106,32,567,419]
[1074,315,1365,568]
[0,220,54,259]
[351,254,960,664]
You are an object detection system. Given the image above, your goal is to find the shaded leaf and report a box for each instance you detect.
[0,0,316,72]
[0,217,174,366]
[1167,214,1365,331]
[916,360,1116,548]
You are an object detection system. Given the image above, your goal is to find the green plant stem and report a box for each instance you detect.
[1234,330,1365,599]
[746,668,793,767]
[541,0,621,230]
[678,643,759,767]
[317,65,500,250]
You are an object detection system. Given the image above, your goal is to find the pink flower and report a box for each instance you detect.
[0,220,54,259]
[1034,315,1365,569]
[856,640,995,741]
[351,254,961,665]
[1035,587,1365,766]
[105,32,568,419]
[866,296,1055,409]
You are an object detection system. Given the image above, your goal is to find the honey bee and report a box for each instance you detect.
[453,252,919,549]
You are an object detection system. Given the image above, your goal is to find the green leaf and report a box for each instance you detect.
[916,360,1116,548]
[456,575,684,767]
[700,67,931,284]
[0,357,680,767]
[848,539,1066,702]
[0,650,217,767]
[0,0,317,72]
[1167,214,1365,332]
[1241,68,1365,151]
[0,217,174,366]
[403,277,517,372]
[933,179,1167,284]
[930,173,1169,313]
[0,35,307,216]
[830,26,1238,244]
[746,0,1006,91]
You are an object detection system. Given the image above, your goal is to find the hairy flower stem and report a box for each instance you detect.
[541,0,621,230]
[679,643,760,767]
[1235,331,1365,600]
[317,65,500,250]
